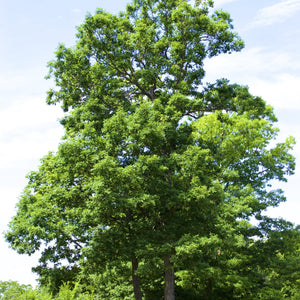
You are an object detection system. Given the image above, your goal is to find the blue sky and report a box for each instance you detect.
[0,0,299,286]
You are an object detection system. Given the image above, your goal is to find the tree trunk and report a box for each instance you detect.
[132,256,143,300]
[205,278,213,300]
[164,254,175,300]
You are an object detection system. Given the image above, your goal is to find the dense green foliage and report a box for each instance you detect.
[5,0,299,299]
[0,281,93,299]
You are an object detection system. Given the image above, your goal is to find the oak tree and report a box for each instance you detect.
[6,0,296,299]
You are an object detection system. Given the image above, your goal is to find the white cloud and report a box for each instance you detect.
[213,0,238,8]
[0,127,63,168]
[0,96,63,286]
[253,0,300,26]
[248,73,300,110]
[205,47,300,81]
[0,188,20,226]
[0,72,47,96]
[204,46,300,110]
[71,8,81,13]
[0,238,39,286]
[0,97,61,132]
[0,96,64,168]
[265,196,300,225]
[206,56,300,110]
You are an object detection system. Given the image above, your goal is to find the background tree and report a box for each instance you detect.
[6,0,297,299]
[0,280,93,299]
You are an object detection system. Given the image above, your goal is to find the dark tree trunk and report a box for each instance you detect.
[164,254,175,300]
[132,256,143,300]
[205,278,213,300]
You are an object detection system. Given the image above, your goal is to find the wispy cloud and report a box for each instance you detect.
[248,73,300,110]
[204,47,300,82]
[213,0,238,8]
[0,235,39,285]
[204,47,300,110]
[253,0,300,26]
[71,8,81,13]
[0,96,63,168]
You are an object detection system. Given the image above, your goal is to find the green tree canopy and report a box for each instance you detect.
[6,0,297,299]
